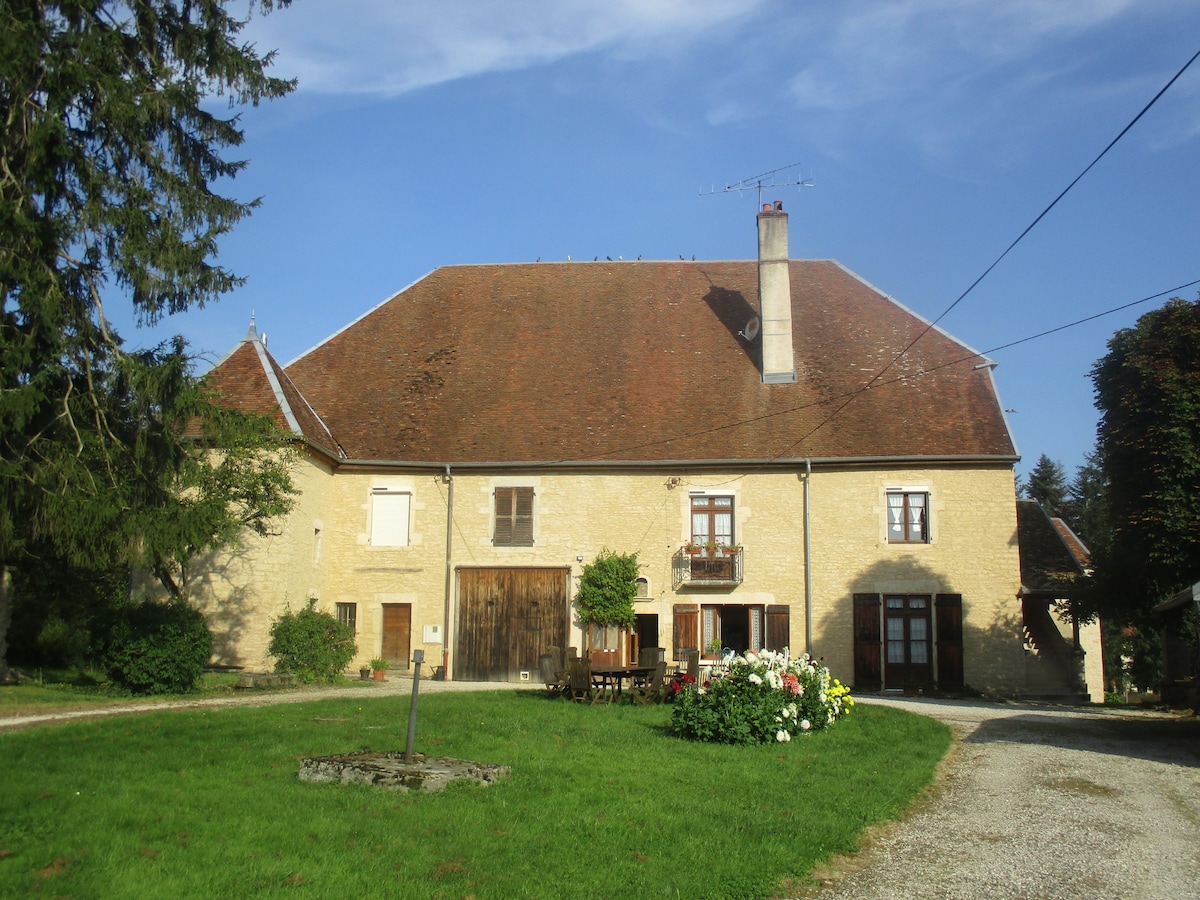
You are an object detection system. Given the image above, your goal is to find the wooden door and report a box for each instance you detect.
[381,603,411,669]
[456,568,568,681]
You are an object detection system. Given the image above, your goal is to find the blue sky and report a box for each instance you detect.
[118,0,1200,483]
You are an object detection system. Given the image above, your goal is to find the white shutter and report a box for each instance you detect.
[370,491,410,546]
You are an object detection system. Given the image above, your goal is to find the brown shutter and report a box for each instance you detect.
[494,488,513,545]
[494,487,534,546]
[935,593,964,690]
[853,593,882,690]
[673,604,698,658]
[765,605,790,651]
[513,487,534,546]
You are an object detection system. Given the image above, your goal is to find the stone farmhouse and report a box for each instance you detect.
[191,202,1099,697]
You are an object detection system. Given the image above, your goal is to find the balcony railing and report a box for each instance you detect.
[673,546,744,590]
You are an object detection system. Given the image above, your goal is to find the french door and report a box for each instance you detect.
[884,595,932,686]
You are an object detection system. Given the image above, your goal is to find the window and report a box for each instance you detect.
[335,602,357,632]
[886,491,928,543]
[370,489,410,546]
[635,577,650,599]
[494,486,534,546]
[691,495,734,548]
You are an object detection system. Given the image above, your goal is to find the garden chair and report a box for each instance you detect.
[568,658,605,704]
[633,660,668,705]
[686,649,700,685]
[539,653,568,696]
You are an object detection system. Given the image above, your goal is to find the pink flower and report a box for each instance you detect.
[781,673,801,696]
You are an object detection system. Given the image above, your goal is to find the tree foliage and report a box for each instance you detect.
[1092,298,1200,616]
[1022,454,1068,516]
[0,2,295,675]
[575,550,639,629]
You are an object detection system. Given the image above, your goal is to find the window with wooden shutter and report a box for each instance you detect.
[935,593,964,690]
[765,605,790,651]
[853,593,882,689]
[370,490,410,546]
[673,604,698,659]
[494,487,534,546]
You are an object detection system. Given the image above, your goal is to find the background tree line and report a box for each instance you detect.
[1022,297,1200,693]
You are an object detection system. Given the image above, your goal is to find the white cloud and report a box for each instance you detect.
[245,0,764,96]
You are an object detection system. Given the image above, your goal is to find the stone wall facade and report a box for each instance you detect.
[186,452,1030,695]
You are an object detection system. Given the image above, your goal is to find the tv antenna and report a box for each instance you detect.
[701,162,814,207]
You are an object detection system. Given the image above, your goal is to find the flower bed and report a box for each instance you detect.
[669,649,853,744]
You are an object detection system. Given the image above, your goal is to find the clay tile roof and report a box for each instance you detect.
[1017,500,1088,595]
[279,260,1016,466]
[1050,517,1092,569]
[205,328,343,460]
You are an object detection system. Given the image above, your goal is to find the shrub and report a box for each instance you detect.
[575,549,639,630]
[670,649,853,744]
[268,600,357,684]
[105,601,213,694]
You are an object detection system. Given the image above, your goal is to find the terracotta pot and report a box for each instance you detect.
[373,670,386,681]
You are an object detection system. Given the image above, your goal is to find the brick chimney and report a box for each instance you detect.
[757,200,796,383]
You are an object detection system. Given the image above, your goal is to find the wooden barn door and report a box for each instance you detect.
[456,568,568,682]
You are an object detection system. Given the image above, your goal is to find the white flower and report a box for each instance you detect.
[781,707,791,719]
[800,719,811,731]
[748,673,762,685]
[766,670,783,690]
[776,730,791,742]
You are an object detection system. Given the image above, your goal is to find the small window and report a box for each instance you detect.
[635,577,650,599]
[886,491,928,543]
[494,487,534,546]
[335,602,357,632]
[370,489,411,546]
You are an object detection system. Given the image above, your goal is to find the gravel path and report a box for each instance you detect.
[803,696,1200,900]
[0,672,528,732]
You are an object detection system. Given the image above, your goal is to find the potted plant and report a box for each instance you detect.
[575,549,638,655]
[369,657,390,681]
[721,542,742,556]
[704,636,723,660]
[358,663,372,681]
[703,540,720,557]
[682,541,701,555]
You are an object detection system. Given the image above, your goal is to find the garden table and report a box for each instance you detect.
[589,665,656,698]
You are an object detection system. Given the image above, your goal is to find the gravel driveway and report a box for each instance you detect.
[801,696,1200,900]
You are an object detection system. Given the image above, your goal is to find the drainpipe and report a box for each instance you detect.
[443,465,454,680]
[804,458,813,655]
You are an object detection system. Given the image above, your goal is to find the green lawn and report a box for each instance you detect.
[0,692,950,899]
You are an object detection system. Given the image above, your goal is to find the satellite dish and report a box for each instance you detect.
[741,316,760,341]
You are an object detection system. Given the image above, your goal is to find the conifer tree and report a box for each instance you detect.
[0,1,296,677]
